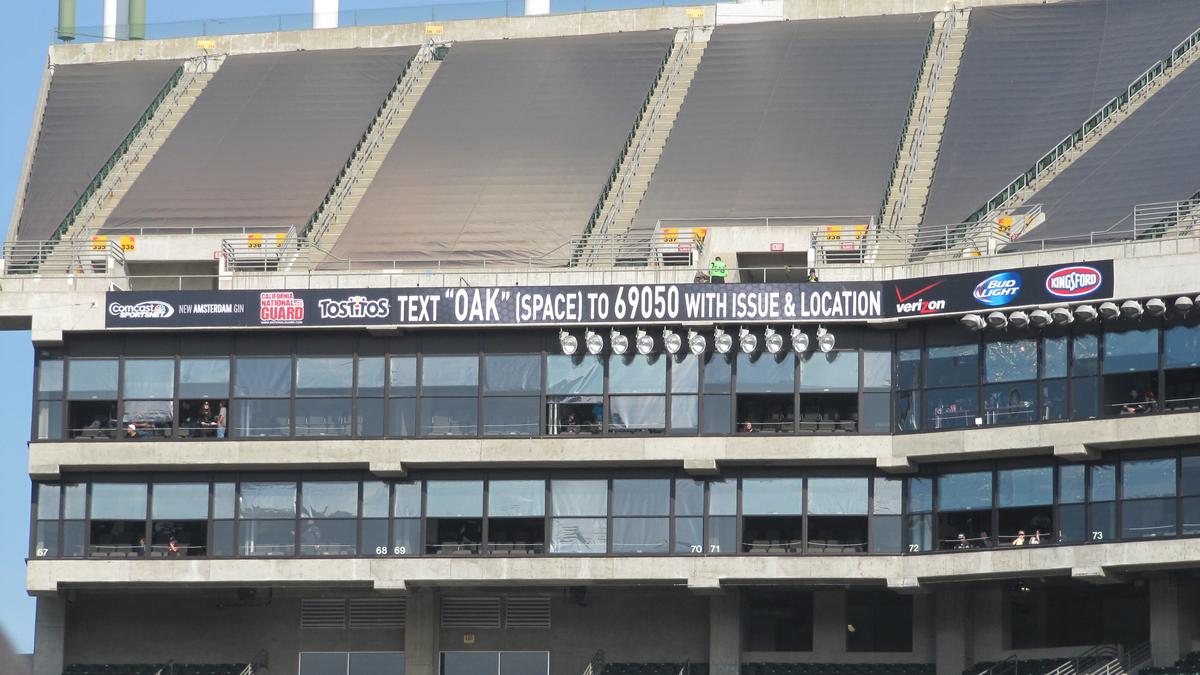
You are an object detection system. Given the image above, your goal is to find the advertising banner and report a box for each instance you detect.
[104,260,1114,329]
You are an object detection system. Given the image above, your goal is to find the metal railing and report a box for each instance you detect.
[973,655,1017,675]
[1131,193,1200,239]
[1085,641,1151,675]
[1044,644,1119,675]
[963,23,1200,228]
[581,650,605,675]
[578,29,683,250]
[882,10,961,233]
[222,227,304,272]
[302,42,443,244]
[47,63,185,244]
[2,238,126,276]
[876,17,937,230]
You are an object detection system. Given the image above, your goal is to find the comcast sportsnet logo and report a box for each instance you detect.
[108,300,174,319]
[1045,266,1103,298]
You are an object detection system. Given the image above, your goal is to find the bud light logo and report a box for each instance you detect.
[1045,266,1102,298]
[973,272,1022,306]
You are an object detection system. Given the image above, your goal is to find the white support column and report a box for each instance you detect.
[1150,573,1186,667]
[32,596,67,675]
[103,0,129,41]
[524,0,550,16]
[708,589,741,675]
[405,589,439,675]
[935,589,968,675]
[313,0,339,29]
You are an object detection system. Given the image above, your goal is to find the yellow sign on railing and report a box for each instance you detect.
[247,233,263,249]
[274,233,287,247]
[425,24,444,35]
[691,227,707,242]
[686,7,706,19]
[196,38,217,50]
[91,235,108,251]
[824,225,843,241]
[853,224,868,241]
[661,228,679,243]
[119,235,136,252]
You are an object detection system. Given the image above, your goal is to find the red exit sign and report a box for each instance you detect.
[770,242,784,252]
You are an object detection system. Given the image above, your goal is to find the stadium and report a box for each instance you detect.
[5,0,1200,674]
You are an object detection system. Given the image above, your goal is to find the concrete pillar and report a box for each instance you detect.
[812,591,846,661]
[935,589,968,675]
[524,0,550,16]
[969,584,1004,664]
[708,589,741,675]
[313,0,340,29]
[103,0,129,41]
[1150,574,1186,667]
[32,596,66,675]
[405,588,439,675]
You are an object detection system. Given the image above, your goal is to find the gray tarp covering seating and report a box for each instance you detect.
[922,0,1200,230]
[1018,58,1200,240]
[13,60,182,241]
[631,15,933,232]
[101,47,415,233]
[330,31,675,265]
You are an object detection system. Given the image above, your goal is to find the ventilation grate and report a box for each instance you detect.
[301,599,347,629]
[441,596,502,629]
[505,595,551,629]
[350,598,407,629]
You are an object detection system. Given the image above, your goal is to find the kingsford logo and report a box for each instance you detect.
[318,295,391,320]
[108,300,174,319]
[973,272,1022,307]
[1045,266,1102,298]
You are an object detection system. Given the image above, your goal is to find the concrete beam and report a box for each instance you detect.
[1054,443,1098,461]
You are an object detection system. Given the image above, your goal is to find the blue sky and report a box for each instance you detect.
[0,0,468,654]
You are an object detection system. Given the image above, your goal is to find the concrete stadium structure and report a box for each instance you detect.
[6,1,1200,675]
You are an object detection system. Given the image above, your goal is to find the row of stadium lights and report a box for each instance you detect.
[558,326,837,356]
[960,297,1188,331]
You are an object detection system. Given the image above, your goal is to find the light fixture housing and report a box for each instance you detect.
[1008,310,1029,329]
[635,328,655,355]
[1074,304,1097,322]
[1098,302,1120,321]
[816,326,835,353]
[687,330,707,355]
[1029,309,1052,328]
[584,329,604,355]
[610,329,629,355]
[714,328,733,354]
[559,330,578,355]
[738,327,758,354]
[1174,296,1194,315]
[987,311,1008,329]
[790,327,810,352]
[1145,298,1166,317]
[960,313,985,331]
[764,327,784,354]
[1120,299,1143,319]
[662,328,683,354]
[1051,306,1074,325]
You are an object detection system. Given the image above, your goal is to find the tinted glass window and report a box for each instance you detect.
[37,484,61,520]
[234,358,291,397]
[1090,464,1116,502]
[484,355,541,394]
[863,351,891,389]
[907,477,932,513]
[393,482,422,518]
[1073,334,1099,376]
[239,482,297,518]
[873,478,902,515]
[67,360,118,399]
[1183,456,1200,497]
[389,357,417,396]
[926,344,977,388]
[552,480,607,516]
[997,467,1052,507]
[500,652,548,675]
[302,482,359,518]
[124,359,174,399]
[1059,465,1086,504]
[296,357,353,396]
[357,357,385,397]
[742,478,802,515]
[799,352,857,391]
[710,479,737,515]
[671,354,699,393]
[1122,458,1177,499]
[1164,324,1200,369]
[38,360,64,397]
[984,339,1036,383]
[675,479,705,517]
[426,480,483,517]
[91,483,148,519]
[897,349,921,390]
[612,479,669,516]
[739,353,795,393]
[488,480,544,517]
[1043,335,1068,379]
[546,355,603,395]
[703,353,733,393]
[151,483,209,519]
[1103,328,1158,374]
[808,478,867,514]
[179,358,230,398]
[938,472,991,511]
[362,481,389,518]
[609,354,666,394]
[421,356,478,396]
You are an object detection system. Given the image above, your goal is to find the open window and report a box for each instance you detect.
[608,354,666,434]
[937,471,991,549]
[546,355,603,434]
[67,359,119,439]
[799,351,858,432]
[89,482,147,557]
[737,353,794,433]
[549,479,607,554]
[1164,323,1200,411]
[301,481,359,555]
[151,482,208,557]
[426,480,483,555]
[807,477,867,553]
[996,467,1053,545]
[1102,326,1159,417]
[121,359,174,439]
[487,479,545,555]
[742,478,802,553]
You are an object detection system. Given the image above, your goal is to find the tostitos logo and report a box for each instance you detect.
[973,272,1022,307]
[108,300,174,319]
[1045,266,1103,298]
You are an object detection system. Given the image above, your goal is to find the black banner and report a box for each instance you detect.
[104,260,1114,329]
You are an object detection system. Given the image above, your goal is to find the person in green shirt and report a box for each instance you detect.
[709,256,727,284]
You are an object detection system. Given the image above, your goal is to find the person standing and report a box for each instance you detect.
[709,256,727,284]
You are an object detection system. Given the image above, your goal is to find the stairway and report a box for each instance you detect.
[53,54,223,247]
[303,43,446,255]
[576,26,711,266]
[959,24,1200,242]
[880,9,969,240]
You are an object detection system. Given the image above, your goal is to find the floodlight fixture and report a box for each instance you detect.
[1120,299,1143,319]
[816,326,836,353]
[610,329,630,355]
[1098,302,1120,321]
[764,327,784,354]
[1173,296,1194,315]
[663,328,683,354]
[635,328,655,355]
[559,330,578,355]
[1145,298,1166,317]
[986,311,1008,329]
[584,329,604,355]
[687,330,707,355]
[790,327,810,353]
[738,327,758,354]
[1029,309,1052,328]
[960,314,985,331]
[1008,311,1029,329]
[713,328,733,354]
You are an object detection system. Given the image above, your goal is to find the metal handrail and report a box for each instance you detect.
[1132,192,1200,239]
[2,238,127,275]
[876,18,937,230]
[302,42,440,243]
[964,23,1200,227]
[1043,644,1119,675]
[48,63,185,243]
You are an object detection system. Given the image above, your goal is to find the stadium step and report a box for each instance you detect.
[576,26,713,267]
[43,53,224,253]
[873,8,971,258]
[303,42,447,260]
